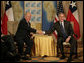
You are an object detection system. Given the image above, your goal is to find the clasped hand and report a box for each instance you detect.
[37,30,44,35]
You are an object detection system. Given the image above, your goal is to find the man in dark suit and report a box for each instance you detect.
[43,12,77,62]
[14,12,42,60]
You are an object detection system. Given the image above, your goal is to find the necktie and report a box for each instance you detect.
[28,22,30,27]
[60,22,67,38]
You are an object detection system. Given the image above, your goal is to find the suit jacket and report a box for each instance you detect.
[45,20,74,38]
[15,18,36,40]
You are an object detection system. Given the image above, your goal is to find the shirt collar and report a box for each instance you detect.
[60,21,64,24]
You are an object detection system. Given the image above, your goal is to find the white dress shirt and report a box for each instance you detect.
[60,21,65,29]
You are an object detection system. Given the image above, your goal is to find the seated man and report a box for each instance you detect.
[14,12,42,60]
[43,12,77,62]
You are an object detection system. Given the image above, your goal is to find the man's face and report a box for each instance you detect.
[58,13,65,22]
[25,13,31,22]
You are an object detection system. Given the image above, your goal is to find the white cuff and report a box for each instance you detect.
[43,31,45,34]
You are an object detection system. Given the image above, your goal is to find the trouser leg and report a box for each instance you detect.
[17,40,24,55]
[57,37,65,56]
[24,38,33,55]
[69,37,77,57]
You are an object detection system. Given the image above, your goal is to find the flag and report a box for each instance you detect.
[1,1,14,35]
[66,1,80,39]
[53,1,64,39]
[1,17,3,33]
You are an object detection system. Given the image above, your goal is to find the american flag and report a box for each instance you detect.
[57,1,64,16]
[53,1,64,39]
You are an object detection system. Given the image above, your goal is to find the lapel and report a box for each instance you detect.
[58,21,60,26]
[58,21,63,34]
[24,18,30,28]
[64,20,67,33]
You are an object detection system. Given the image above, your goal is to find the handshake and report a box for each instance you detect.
[36,30,45,35]
[30,30,45,39]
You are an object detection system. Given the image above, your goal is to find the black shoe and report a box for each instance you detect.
[42,55,48,58]
[60,56,66,59]
[22,56,31,60]
[21,55,32,60]
[67,56,72,62]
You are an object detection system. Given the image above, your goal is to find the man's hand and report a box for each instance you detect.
[30,32,34,39]
[1,34,5,37]
[36,30,44,34]
[65,36,71,43]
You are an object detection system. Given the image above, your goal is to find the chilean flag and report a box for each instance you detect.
[1,1,14,35]
[67,1,80,39]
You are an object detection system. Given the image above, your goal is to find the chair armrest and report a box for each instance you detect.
[63,42,70,46]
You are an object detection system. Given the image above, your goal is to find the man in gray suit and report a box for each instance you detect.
[43,12,77,62]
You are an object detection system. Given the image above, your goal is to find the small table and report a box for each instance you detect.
[32,34,57,56]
